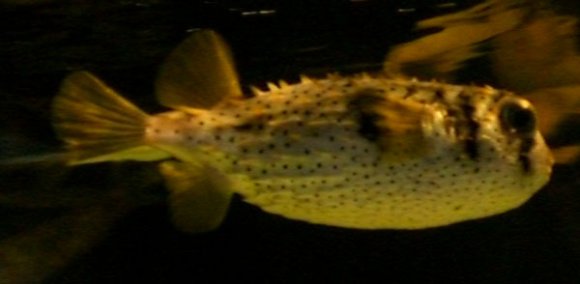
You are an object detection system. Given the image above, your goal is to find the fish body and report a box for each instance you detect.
[52,30,553,231]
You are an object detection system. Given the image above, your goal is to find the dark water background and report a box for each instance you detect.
[0,0,579,283]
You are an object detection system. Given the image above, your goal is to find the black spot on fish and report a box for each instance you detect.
[235,123,252,131]
[465,105,480,160]
[354,107,382,142]
[459,94,480,160]
[434,88,445,100]
[234,122,265,132]
[518,137,535,173]
[403,85,418,99]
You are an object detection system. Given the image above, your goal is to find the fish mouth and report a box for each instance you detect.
[514,131,556,181]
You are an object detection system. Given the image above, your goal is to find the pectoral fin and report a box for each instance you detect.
[551,145,580,165]
[350,91,434,162]
[155,29,243,110]
[159,161,233,233]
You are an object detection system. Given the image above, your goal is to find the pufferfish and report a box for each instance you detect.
[52,29,553,232]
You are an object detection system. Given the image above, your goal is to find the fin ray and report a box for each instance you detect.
[52,71,167,164]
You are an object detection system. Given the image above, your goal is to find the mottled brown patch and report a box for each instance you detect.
[348,89,434,162]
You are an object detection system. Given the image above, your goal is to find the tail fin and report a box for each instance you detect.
[52,71,166,165]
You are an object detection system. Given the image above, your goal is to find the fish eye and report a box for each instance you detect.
[499,100,536,135]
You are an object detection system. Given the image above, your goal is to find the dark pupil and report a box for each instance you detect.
[501,103,536,134]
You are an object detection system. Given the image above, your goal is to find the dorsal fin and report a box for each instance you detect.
[155,29,243,110]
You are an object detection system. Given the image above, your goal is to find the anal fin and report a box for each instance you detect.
[159,161,233,233]
[155,30,243,110]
